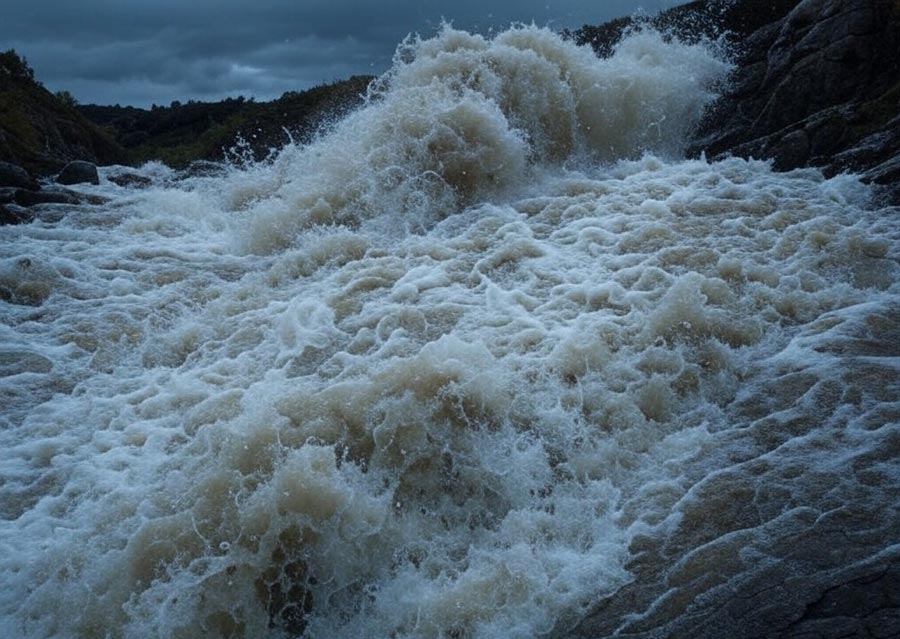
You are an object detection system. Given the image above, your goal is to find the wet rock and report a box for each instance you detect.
[179,160,228,179]
[0,161,39,190]
[771,128,811,170]
[689,0,900,201]
[0,187,18,204]
[0,203,34,225]
[574,482,900,639]
[108,172,152,188]
[570,300,900,638]
[864,154,900,204]
[571,0,899,201]
[55,160,99,185]
[13,187,81,207]
[8,184,110,208]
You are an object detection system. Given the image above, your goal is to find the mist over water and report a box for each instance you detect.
[2,26,899,639]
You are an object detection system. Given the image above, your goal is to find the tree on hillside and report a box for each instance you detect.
[0,49,36,80]
[56,90,78,108]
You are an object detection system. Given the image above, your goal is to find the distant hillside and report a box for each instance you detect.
[0,47,371,175]
[0,50,128,176]
[78,76,374,168]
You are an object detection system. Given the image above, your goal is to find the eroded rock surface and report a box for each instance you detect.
[573,304,900,638]
[571,0,900,203]
[690,0,900,203]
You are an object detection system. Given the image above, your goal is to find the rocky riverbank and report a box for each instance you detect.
[693,0,900,205]
[0,51,127,178]
[567,3,900,636]
[570,0,900,205]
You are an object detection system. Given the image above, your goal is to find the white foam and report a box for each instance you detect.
[223,25,729,254]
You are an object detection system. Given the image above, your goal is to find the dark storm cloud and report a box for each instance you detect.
[0,0,680,107]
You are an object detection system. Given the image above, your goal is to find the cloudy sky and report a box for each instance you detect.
[2,1,681,108]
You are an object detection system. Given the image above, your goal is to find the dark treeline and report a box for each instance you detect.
[0,47,372,174]
[78,77,373,168]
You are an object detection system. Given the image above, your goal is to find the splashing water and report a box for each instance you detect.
[231,26,729,253]
[1,25,898,639]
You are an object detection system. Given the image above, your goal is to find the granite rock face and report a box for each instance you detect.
[689,0,900,202]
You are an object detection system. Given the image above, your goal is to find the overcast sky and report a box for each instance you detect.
[2,1,682,108]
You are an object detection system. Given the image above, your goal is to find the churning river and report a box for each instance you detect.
[2,26,899,639]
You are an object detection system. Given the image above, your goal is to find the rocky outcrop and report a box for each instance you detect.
[690,0,900,203]
[0,50,128,177]
[0,161,39,190]
[570,0,900,204]
[0,156,106,224]
[567,0,800,56]
[55,160,99,185]
[564,3,900,637]
[570,301,900,638]
[0,203,34,225]
[12,187,81,207]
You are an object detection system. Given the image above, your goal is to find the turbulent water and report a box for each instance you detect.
[2,26,899,639]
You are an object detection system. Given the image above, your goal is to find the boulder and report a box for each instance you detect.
[0,161,39,190]
[179,160,228,179]
[55,160,99,185]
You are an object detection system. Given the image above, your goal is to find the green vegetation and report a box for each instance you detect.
[0,47,371,174]
[0,49,126,175]
[0,49,36,80]
[78,76,374,168]
[54,90,78,108]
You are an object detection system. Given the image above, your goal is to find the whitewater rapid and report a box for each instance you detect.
[1,25,899,639]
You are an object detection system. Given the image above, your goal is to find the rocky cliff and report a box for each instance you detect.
[570,0,900,204]
[692,0,900,204]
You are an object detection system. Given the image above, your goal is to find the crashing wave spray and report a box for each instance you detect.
[230,25,729,253]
